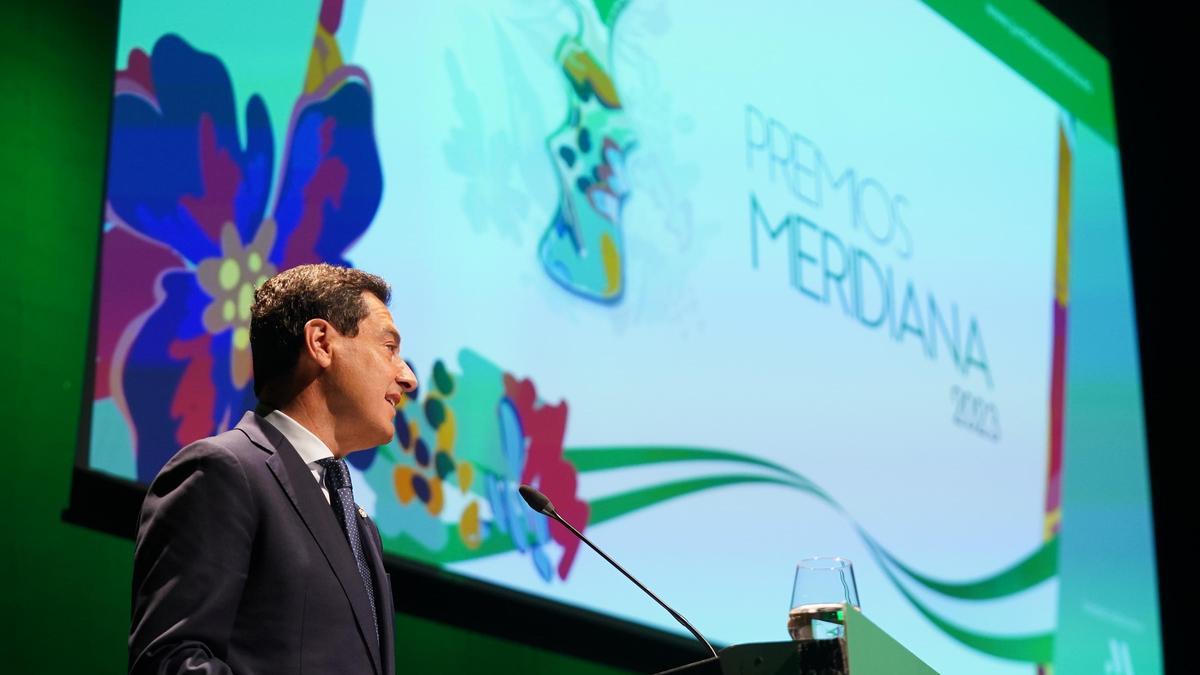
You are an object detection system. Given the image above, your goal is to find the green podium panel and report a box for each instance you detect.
[844,608,937,675]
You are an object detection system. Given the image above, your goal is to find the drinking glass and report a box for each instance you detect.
[787,557,860,640]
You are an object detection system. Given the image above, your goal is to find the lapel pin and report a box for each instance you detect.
[357,506,367,519]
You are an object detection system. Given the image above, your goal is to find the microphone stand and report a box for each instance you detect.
[520,485,719,661]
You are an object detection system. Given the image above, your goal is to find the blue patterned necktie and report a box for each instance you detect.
[317,457,379,646]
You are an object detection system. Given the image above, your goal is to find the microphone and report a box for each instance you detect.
[518,484,719,660]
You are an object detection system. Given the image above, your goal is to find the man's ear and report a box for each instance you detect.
[302,318,336,369]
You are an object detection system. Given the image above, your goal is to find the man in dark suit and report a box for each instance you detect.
[129,264,418,675]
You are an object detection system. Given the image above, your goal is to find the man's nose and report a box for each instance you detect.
[396,361,418,393]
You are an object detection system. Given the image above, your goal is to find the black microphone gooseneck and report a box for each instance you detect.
[518,484,719,660]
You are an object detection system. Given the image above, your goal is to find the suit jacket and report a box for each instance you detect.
[129,411,396,675]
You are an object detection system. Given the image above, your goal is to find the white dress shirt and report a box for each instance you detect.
[264,409,334,505]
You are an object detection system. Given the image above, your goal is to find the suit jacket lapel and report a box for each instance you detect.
[235,411,384,675]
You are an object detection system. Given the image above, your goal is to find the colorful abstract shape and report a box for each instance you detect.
[538,4,635,304]
[98,0,382,482]
[369,349,587,581]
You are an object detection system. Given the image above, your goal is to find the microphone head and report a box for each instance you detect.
[518,484,556,515]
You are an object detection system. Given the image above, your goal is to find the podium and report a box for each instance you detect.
[654,608,937,674]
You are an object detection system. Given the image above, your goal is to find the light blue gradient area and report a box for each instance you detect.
[89,398,135,481]
[1055,121,1163,674]
[338,0,367,59]
[114,0,321,197]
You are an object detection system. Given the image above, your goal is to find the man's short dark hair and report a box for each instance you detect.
[250,263,391,396]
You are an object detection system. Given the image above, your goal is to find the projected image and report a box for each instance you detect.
[95,7,381,482]
[538,2,634,303]
[85,1,1162,673]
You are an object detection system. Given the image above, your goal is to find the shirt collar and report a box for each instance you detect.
[264,409,334,466]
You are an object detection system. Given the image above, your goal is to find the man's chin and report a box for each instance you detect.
[371,425,395,448]
[343,429,393,456]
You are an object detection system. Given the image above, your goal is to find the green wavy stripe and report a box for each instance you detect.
[565,445,806,481]
[564,445,1052,600]
[588,474,818,525]
[384,446,1058,662]
[576,465,1057,662]
[386,475,813,565]
[864,530,1058,601]
[563,445,839,508]
[864,537,1054,662]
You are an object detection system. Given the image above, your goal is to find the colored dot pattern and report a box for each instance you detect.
[390,359,481,548]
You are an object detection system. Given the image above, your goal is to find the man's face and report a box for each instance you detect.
[326,292,418,453]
